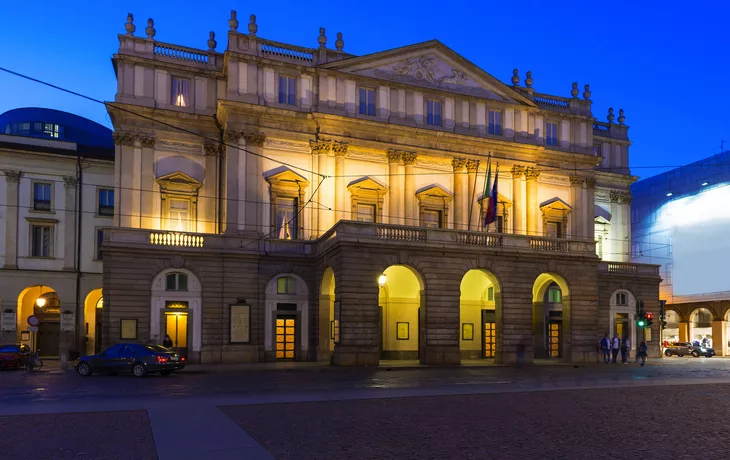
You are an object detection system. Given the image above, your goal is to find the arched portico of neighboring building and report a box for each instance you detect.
[83,289,103,356]
[459,269,502,361]
[16,285,60,357]
[532,273,570,360]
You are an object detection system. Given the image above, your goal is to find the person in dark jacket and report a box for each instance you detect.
[162,334,174,349]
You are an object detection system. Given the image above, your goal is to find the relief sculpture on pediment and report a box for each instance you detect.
[391,56,467,87]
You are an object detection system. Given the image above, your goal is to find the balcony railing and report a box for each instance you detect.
[376,226,426,242]
[529,237,569,252]
[533,95,570,108]
[598,262,660,276]
[260,39,314,63]
[149,232,204,248]
[154,43,209,64]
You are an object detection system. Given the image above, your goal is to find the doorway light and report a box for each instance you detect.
[378,274,387,287]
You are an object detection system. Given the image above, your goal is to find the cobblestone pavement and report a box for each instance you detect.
[222,384,728,460]
[0,410,157,460]
[1,357,730,405]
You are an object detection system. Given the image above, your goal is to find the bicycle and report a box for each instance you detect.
[25,349,43,373]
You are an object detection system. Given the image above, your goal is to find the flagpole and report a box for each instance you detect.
[467,159,480,232]
[481,154,492,231]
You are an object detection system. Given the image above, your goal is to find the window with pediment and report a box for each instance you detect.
[265,168,309,240]
[478,193,512,233]
[539,198,572,238]
[157,172,202,233]
[348,177,387,223]
[416,185,452,229]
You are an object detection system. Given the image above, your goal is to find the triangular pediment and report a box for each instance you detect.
[156,171,202,192]
[540,197,572,211]
[595,205,611,222]
[264,166,310,185]
[347,176,387,192]
[416,184,452,199]
[320,41,535,106]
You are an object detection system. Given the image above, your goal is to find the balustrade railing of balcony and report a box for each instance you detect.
[533,95,570,108]
[260,39,314,63]
[154,43,210,64]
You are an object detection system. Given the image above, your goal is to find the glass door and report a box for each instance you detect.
[547,321,561,358]
[165,312,188,354]
[275,316,296,360]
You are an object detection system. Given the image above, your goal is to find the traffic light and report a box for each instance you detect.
[646,313,654,327]
[636,300,646,326]
[637,316,646,327]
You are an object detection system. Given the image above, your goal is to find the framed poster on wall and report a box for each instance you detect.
[120,319,137,340]
[397,322,409,340]
[333,301,341,344]
[230,304,251,343]
[462,323,474,340]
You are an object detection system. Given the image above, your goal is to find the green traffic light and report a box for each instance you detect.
[637,320,646,327]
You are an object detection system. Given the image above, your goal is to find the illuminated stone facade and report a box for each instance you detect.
[101,12,661,364]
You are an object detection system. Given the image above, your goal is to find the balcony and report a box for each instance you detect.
[103,221,598,259]
[597,261,660,277]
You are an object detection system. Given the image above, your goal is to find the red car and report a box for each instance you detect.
[0,344,30,369]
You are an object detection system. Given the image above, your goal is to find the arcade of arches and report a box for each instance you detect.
[662,305,730,356]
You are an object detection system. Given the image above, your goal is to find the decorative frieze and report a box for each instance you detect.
[525,167,540,181]
[243,132,266,147]
[511,164,525,178]
[466,159,480,173]
[309,139,332,155]
[264,139,309,153]
[3,170,22,183]
[156,139,202,155]
[610,190,632,204]
[112,131,136,146]
[63,176,79,189]
[452,157,467,171]
[402,152,418,165]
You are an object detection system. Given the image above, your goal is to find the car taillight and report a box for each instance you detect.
[181,357,186,362]
[156,355,168,363]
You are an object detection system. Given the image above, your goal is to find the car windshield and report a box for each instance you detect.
[0,345,19,353]
[144,345,174,353]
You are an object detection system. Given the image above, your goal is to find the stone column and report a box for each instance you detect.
[403,153,418,226]
[466,159,480,231]
[3,170,22,269]
[679,321,689,343]
[202,141,219,234]
[130,137,142,228]
[387,150,403,225]
[525,167,540,236]
[223,130,242,234]
[317,142,334,231]
[139,136,156,229]
[112,132,136,228]
[333,141,349,223]
[712,320,726,356]
[623,193,632,259]
[452,158,467,230]
[511,165,525,235]
[569,175,585,240]
[243,132,266,235]
[310,140,331,235]
[585,177,596,243]
[63,176,78,271]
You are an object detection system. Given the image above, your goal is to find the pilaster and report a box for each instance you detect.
[224,130,242,233]
[511,165,525,235]
[310,140,331,235]
[466,159,480,231]
[585,177,596,241]
[387,150,403,225]
[333,141,349,223]
[569,175,585,239]
[403,152,418,226]
[203,140,218,234]
[452,158,467,230]
[610,190,631,262]
[139,135,156,229]
[712,320,726,356]
[3,170,22,268]
[525,167,540,236]
[113,131,136,228]
[243,131,266,235]
[63,176,78,271]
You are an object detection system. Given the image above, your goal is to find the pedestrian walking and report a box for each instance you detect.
[624,337,631,363]
[162,334,174,349]
[600,334,611,364]
[611,334,620,363]
[620,336,628,363]
[637,341,648,366]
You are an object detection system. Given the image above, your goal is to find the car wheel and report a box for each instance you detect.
[664,350,672,357]
[77,362,92,376]
[692,351,700,358]
[160,370,172,376]
[707,354,713,358]
[132,363,147,377]
[678,354,684,357]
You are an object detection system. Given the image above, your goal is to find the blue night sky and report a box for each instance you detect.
[1,0,727,179]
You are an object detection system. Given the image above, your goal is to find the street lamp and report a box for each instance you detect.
[378,274,387,287]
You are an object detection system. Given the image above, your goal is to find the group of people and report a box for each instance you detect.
[599,334,648,366]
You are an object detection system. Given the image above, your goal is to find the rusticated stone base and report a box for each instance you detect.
[419,346,461,365]
[332,347,379,366]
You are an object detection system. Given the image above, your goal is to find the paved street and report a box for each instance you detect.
[1,359,729,459]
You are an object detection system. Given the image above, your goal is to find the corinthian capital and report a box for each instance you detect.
[511,165,525,178]
[204,141,219,156]
[386,149,403,163]
[224,130,242,143]
[243,131,266,146]
[136,134,156,148]
[569,175,586,187]
[309,139,332,155]
[452,157,467,171]
[63,176,79,189]
[332,141,349,156]
[4,170,22,183]
[466,159,480,173]
[402,152,418,165]
[585,177,596,189]
[525,167,540,181]
[112,131,136,146]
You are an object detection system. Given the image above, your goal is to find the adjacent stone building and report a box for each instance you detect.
[101,12,661,365]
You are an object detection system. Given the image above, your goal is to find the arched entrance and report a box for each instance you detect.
[17,285,59,357]
[265,274,309,361]
[459,269,501,361]
[319,267,335,361]
[664,310,680,345]
[532,273,570,360]
[689,307,713,347]
[151,269,202,360]
[608,289,637,353]
[378,265,423,361]
[83,289,103,355]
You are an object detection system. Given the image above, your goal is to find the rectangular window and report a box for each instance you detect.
[487,286,494,301]
[495,215,504,233]
[548,288,562,303]
[98,188,114,217]
[278,76,296,105]
[33,182,52,211]
[546,221,563,238]
[356,204,376,223]
[488,110,502,135]
[169,198,191,232]
[96,229,104,260]
[277,277,297,294]
[275,197,298,240]
[422,210,442,228]
[546,122,559,146]
[616,292,628,306]
[31,225,52,257]
[426,99,442,126]
[171,77,191,107]
[359,88,376,116]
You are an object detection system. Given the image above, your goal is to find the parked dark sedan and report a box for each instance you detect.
[74,343,186,377]
[664,342,715,357]
[0,344,29,369]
